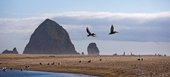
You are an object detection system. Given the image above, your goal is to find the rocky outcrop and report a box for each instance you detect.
[2,47,18,54]
[87,43,99,55]
[23,19,79,54]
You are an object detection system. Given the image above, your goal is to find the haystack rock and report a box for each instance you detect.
[87,43,99,55]
[23,19,79,54]
[2,47,18,54]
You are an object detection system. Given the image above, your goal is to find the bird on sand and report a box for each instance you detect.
[109,25,118,35]
[86,27,97,37]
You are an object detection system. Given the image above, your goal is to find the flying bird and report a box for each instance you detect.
[86,27,97,37]
[109,25,118,35]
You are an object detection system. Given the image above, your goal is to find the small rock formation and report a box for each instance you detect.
[123,52,125,56]
[87,43,99,55]
[23,19,79,54]
[113,53,117,55]
[2,47,18,54]
[81,52,84,55]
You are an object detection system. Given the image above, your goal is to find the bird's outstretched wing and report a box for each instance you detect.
[86,27,91,35]
[111,25,114,33]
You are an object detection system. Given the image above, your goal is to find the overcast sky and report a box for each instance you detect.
[0,0,170,55]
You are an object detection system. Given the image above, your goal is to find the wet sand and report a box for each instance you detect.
[0,54,170,77]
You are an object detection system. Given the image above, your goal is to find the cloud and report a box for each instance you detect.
[44,11,170,25]
[0,11,170,42]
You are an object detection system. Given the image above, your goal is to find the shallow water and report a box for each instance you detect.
[0,69,99,77]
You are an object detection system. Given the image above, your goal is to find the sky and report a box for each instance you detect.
[0,0,170,55]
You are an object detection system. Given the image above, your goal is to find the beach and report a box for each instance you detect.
[0,54,170,77]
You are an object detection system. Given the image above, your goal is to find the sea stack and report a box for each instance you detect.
[2,47,18,54]
[23,19,79,54]
[87,43,100,55]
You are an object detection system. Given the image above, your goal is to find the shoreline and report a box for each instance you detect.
[0,69,100,77]
[0,54,170,77]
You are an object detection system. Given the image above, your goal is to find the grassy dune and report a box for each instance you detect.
[0,54,170,77]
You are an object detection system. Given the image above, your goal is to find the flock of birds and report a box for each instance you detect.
[86,25,118,37]
[39,58,102,66]
[2,66,29,72]
[40,62,61,65]
[2,57,144,72]
[2,58,103,72]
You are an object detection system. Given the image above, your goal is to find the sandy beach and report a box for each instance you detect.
[0,54,170,77]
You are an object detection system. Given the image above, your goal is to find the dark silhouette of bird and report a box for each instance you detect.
[109,25,118,35]
[88,60,91,63]
[86,27,97,37]
[10,68,13,70]
[137,58,140,61]
[52,62,55,65]
[21,69,23,71]
[79,60,81,63]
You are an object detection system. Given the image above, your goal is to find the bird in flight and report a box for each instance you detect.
[86,27,97,37]
[109,25,118,35]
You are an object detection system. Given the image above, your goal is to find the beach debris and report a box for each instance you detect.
[2,67,7,72]
[86,27,97,37]
[58,62,61,65]
[52,62,55,65]
[100,59,102,61]
[109,25,118,35]
[79,60,82,63]
[47,63,50,65]
[88,60,91,63]
[40,62,42,65]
